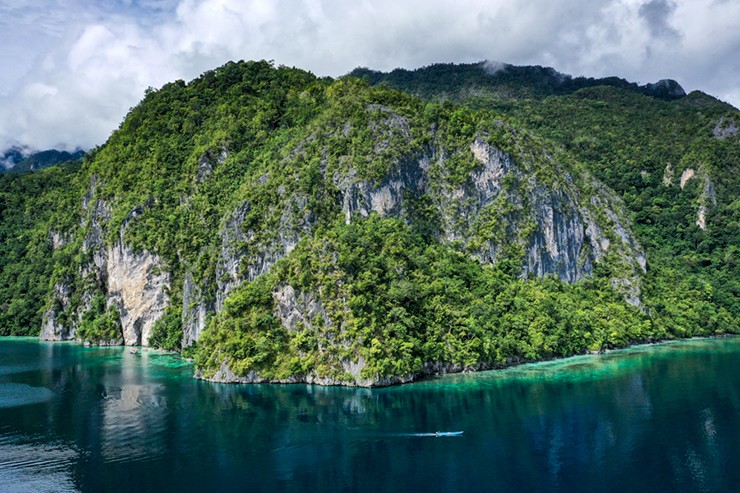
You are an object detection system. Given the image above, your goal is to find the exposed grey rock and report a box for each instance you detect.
[182,274,211,347]
[41,177,170,345]
[203,129,647,384]
[49,231,66,250]
[182,186,317,343]
[201,351,527,388]
[191,115,646,369]
[41,179,112,341]
[215,195,309,311]
[197,361,356,386]
[663,163,674,186]
[332,135,643,297]
[215,201,252,312]
[106,240,169,346]
[40,283,73,341]
[697,206,708,230]
[696,171,717,231]
[680,168,695,189]
[464,138,644,301]
[196,146,229,183]
[273,284,330,333]
[712,115,738,139]
[523,188,587,282]
[336,153,430,224]
[645,79,686,99]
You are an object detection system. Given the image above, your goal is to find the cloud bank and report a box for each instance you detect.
[1,0,738,151]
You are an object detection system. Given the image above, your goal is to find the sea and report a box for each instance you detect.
[1,336,738,492]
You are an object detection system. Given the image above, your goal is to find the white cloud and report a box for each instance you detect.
[0,0,738,151]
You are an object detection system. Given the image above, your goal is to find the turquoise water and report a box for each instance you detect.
[0,337,738,492]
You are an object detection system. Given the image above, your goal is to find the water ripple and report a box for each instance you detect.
[0,435,78,492]
[0,383,55,409]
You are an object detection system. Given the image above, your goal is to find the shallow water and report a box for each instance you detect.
[0,337,738,492]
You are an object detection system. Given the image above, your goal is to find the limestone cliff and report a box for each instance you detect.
[41,179,169,345]
[192,108,646,384]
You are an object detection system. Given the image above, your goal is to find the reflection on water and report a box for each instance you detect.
[101,383,168,464]
[0,337,738,492]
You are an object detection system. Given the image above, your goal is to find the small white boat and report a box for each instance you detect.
[435,431,464,437]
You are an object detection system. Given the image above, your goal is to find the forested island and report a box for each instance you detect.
[1,60,737,386]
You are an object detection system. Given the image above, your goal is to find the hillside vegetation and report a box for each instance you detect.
[358,62,739,340]
[0,60,737,386]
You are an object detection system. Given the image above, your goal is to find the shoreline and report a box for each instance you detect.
[2,332,737,388]
[196,332,739,388]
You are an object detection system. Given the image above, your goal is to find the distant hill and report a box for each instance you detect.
[1,148,85,173]
[0,146,31,169]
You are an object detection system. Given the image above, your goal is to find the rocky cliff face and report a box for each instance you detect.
[462,137,644,290]
[42,101,645,365]
[190,114,646,384]
[106,241,169,346]
[337,134,643,299]
[182,192,316,345]
[201,283,364,386]
[661,163,719,231]
[41,179,170,345]
[644,79,686,99]
[712,115,738,140]
[40,282,73,341]
[182,274,211,347]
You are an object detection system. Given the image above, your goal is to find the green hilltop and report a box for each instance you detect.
[0,60,737,386]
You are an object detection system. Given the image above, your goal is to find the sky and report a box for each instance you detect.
[0,0,738,153]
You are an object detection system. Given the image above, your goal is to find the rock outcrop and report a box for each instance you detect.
[332,135,644,299]
[644,79,686,100]
[712,115,738,140]
[680,168,695,189]
[198,126,646,384]
[40,179,169,345]
[106,241,169,346]
[696,172,717,231]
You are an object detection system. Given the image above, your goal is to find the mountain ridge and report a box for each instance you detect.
[349,61,692,104]
[0,146,85,172]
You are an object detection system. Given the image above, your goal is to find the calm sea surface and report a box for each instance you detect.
[0,336,738,492]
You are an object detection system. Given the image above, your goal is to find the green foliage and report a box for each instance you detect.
[195,275,290,379]
[149,306,184,350]
[195,215,650,382]
[349,62,686,106]
[500,88,739,335]
[360,63,740,339]
[0,164,85,335]
[76,294,122,344]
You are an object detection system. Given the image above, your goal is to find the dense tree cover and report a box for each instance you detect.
[503,88,739,338]
[0,164,84,335]
[360,63,739,339]
[350,62,685,105]
[76,294,122,344]
[0,60,736,385]
[196,214,651,382]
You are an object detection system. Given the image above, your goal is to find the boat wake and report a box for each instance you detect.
[396,431,464,438]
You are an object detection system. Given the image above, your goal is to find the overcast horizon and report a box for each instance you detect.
[1,0,738,153]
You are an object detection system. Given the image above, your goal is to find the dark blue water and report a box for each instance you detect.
[1,337,738,492]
